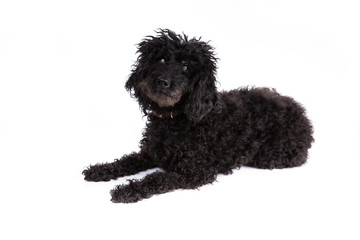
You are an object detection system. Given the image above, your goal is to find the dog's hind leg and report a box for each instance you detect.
[82,152,156,182]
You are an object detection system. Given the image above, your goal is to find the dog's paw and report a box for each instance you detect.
[110,182,145,203]
[82,164,115,182]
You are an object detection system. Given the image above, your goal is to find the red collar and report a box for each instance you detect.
[151,110,183,119]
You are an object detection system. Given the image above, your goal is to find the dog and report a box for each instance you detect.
[83,29,314,203]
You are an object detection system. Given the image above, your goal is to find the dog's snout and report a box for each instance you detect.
[157,78,170,88]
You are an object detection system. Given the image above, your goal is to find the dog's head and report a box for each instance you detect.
[125,29,220,122]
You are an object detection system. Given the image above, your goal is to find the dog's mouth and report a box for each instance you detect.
[139,82,183,107]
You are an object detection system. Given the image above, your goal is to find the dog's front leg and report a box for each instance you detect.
[110,171,184,203]
[82,152,156,182]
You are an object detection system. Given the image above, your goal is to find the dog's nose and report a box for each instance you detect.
[157,78,170,88]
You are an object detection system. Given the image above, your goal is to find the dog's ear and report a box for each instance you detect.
[125,70,137,96]
[125,34,160,95]
[125,62,151,115]
[185,41,221,123]
[125,35,158,114]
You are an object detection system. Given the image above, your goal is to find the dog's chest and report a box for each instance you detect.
[143,119,220,167]
[147,126,184,152]
[142,121,196,165]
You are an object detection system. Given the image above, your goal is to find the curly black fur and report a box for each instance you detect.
[83,29,314,203]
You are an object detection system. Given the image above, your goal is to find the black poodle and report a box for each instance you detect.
[83,29,314,203]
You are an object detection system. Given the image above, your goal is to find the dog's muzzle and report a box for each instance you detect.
[139,81,183,107]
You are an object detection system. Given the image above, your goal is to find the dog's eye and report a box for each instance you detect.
[183,64,188,72]
[159,59,165,64]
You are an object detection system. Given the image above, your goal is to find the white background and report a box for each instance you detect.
[1,0,359,239]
